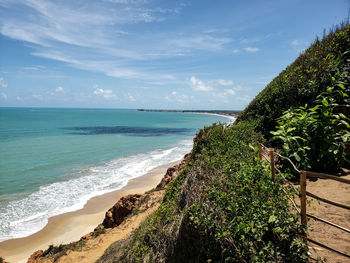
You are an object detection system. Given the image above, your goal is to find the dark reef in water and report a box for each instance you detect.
[62,126,194,136]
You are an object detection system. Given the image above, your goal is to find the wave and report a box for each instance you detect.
[0,139,193,242]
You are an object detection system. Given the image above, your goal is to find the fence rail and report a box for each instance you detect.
[256,141,350,259]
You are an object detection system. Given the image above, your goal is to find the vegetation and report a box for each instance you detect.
[237,23,350,141]
[98,121,307,262]
[41,240,86,259]
[272,82,350,172]
[98,23,350,262]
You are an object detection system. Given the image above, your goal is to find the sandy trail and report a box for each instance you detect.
[304,173,350,263]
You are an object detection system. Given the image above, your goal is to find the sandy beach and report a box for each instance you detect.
[0,160,180,263]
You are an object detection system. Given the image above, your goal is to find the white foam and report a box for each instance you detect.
[0,139,193,242]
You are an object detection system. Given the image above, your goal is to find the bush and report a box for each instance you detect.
[179,163,308,262]
[271,82,350,171]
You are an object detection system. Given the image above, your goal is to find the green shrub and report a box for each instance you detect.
[40,240,86,259]
[178,163,308,262]
[271,82,350,171]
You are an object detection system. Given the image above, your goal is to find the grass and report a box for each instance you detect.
[41,240,87,259]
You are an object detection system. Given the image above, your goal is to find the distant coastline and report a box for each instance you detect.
[137,109,241,118]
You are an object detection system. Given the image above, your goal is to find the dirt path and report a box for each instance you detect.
[304,174,350,262]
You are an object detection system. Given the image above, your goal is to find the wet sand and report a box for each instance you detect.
[0,160,180,263]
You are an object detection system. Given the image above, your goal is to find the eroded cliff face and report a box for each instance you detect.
[27,251,49,263]
[157,153,190,188]
[102,194,143,229]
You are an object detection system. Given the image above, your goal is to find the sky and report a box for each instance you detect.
[0,0,349,110]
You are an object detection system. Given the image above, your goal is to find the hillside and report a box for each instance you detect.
[25,24,350,263]
[97,121,307,262]
[237,23,350,140]
[96,24,349,262]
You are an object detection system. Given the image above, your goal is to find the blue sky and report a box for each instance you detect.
[0,0,349,110]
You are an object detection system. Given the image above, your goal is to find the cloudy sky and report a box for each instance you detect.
[0,0,348,109]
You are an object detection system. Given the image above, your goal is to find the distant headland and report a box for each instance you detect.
[137,109,241,118]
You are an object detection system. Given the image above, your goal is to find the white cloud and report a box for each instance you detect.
[93,87,117,99]
[104,0,137,3]
[190,76,212,92]
[244,47,259,52]
[0,1,189,81]
[232,49,240,53]
[165,91,189,102]
[209,88,236,104]
[55,86,64,92]
[1,92,8,100]
[291,39,309,48]
[225,89,235,95]
[170,35,231,51]
[0,1,240,84]
[239,95,251,104]
[23,65,46,71]
[0,77,8,88]
[240,34,271,44]
[127,93,136,101]
[31,51,81,65]
[217,79,234,86]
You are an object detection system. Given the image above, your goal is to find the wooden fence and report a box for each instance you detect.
[257,141,350,259]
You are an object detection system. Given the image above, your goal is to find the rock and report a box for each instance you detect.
[157,153,190,188]
[94,224,104,232]
[80,233,92,240]
[26,250,48,263]
[102,194,143,228]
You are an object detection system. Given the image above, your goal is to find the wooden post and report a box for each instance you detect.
[300,171,307,244]
[258,142,262,160]
[269,148,275,182]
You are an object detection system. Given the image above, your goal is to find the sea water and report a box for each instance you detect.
[0,108,232,242]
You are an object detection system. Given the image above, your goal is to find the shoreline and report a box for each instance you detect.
[138,109,237,124]
[0,111,234,263]
[0,160,180,263]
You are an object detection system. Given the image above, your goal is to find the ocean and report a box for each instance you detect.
[0,108,232,242]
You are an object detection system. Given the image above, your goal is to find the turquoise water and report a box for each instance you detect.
[0,108,232,241]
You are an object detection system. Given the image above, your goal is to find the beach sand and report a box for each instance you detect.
[0,160,180,263]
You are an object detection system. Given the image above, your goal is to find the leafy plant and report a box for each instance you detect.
[180,162,308,262]
[271,81,350,171]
